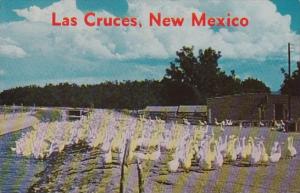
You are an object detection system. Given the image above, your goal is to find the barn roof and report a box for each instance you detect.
[144,105,207,113]
[144,106,178,112]
[178,105,207,113]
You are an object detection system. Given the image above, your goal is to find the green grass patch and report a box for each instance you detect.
[35,109,61,122]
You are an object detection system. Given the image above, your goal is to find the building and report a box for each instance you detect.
[141,105,207,124]
[142,106,178,120]
[207,93,300,127]
[177,105,207,124]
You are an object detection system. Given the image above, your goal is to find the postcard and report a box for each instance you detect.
[0,0,299,192]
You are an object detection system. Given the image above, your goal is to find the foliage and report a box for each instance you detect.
[281,61,300,96]
[0,46,271,108]
[0,81,163,109]
[241,77,271,93]
[162,46,270,105]
[35,109,62,122]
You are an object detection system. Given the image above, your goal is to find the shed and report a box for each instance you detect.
[207,93,300,126]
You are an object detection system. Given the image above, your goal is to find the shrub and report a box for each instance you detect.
[35,109,61,122]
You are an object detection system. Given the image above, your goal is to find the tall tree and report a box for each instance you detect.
[162,46,241,104]
[281,61,300,96]
[162,46,200,104]
[241,77,270,93]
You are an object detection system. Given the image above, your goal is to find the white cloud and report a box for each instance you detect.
[127,0,298,59]
[1,0,299,62]
[0,37,27,58]
[14,0,80,23]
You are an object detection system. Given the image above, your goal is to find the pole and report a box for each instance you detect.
[288,43,291,121]
[120,139,130,193]
[136,159,144,193]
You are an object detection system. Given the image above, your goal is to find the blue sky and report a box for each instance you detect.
[0,0,300,92]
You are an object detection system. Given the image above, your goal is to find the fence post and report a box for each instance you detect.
[3,104,6,119]
[137,158,144,193]
[120,139,130,193]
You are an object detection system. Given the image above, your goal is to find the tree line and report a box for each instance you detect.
[0,46,279,109]
[281,61,300,96]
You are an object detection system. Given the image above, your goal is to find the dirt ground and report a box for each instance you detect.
[0,113,39,136]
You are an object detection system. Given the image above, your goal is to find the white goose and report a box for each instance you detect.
[148,146,161,161]
[168,158,180,172]
[213,145,224,168]
[104,148,113,164]
[183,118,191,126]
[197,138,208,161]
[215,118,225,132]
[269,144,282,163]
[199,139,216,170]
[227,137,237,162]
[135,152,147,160]
[287,136,297,158]
[218,135,228,157]
[235,138,242,159]
[259,121,265,127]
[250,143,261,165]
[271,141,279,155]
[241,138,253,161]
[199,120,207,126]
[259,141,269,164]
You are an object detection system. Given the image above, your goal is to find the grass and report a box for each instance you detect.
[35,109,61,122]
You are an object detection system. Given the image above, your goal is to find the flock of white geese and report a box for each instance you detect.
[12,110,297,172]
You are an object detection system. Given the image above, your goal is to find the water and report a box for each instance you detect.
[0,128,45,193]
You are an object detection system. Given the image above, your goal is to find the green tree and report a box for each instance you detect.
[215,70,242,96]
[241,77,270,93]
[0,46,273,108]
[162,46,241,104]
[281,61,300,96]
